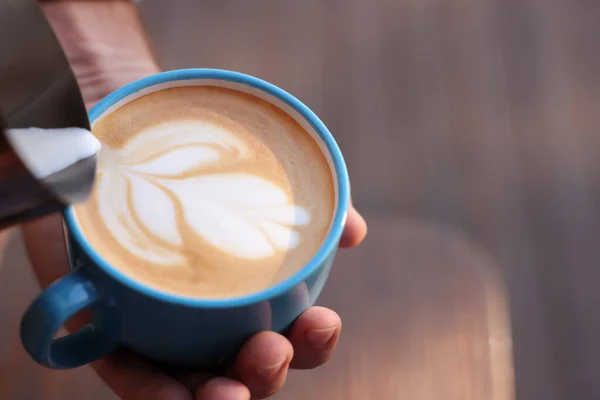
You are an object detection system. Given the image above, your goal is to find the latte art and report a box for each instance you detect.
[75,86,335,298]
[96,121,311,264]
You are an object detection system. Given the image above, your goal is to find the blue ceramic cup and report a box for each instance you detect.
[19,69,350,370]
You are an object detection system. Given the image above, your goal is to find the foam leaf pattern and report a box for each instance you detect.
[96,121,310,265]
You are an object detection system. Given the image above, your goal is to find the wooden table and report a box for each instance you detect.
[3,0,600,398]
[0,216,513,400]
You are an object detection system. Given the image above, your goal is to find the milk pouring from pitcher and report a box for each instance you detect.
[0,0,99,229]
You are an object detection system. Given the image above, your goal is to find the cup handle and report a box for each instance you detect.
[20,270,116,369]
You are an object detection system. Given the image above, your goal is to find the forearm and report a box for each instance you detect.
[39,1,160,108]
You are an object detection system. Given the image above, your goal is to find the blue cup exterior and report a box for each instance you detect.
[19,69,350,369]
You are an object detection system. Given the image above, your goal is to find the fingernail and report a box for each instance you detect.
[256,357,287,380]
[306,327,336,347]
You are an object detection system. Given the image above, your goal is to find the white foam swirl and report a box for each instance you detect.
[95,120,310,265]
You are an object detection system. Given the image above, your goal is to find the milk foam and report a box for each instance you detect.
[6,127,101,179]
[95,120,311,265]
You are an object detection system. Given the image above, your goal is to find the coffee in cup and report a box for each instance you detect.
[74,85,335,299]
[21,69,350,370]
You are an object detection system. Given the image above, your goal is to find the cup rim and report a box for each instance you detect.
[63,68,350,308]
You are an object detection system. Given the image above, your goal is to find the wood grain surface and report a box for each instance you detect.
[2,0,600,398]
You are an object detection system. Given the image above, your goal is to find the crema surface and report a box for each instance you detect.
[74,86,335,298]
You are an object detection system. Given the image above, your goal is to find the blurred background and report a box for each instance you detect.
[3,0,600,398]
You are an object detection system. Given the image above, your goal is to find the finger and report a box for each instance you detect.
[21,214,93,331]
[93,350,192,400]
[339,204,367,248]
[196,377,250,400]
[287,306,341,369]
[232,331,293,399]
[21,213,70,286]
